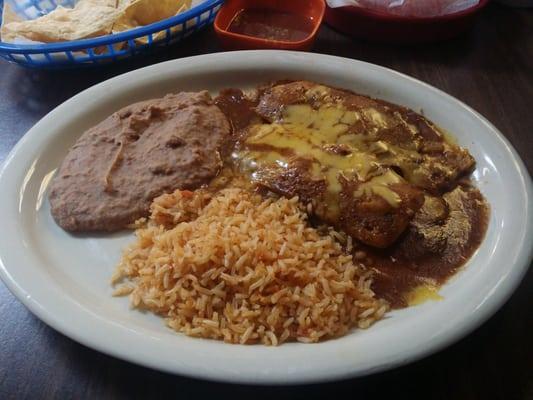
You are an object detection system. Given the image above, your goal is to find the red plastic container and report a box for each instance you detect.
[214,0,326,51]
[324,0,489,43]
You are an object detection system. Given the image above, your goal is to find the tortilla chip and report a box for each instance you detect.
[113,5,189,45]
[114,0,191,29]
[112,0,191,46]
[87,0,119,7]
[1,2,24,42]
[1,0,191,49]
[1,0,121,43]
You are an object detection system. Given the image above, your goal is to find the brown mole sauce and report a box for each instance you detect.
[362,187,488,307]
[213,88,260,159]
[227,9,315,42]
[214,88,489,309]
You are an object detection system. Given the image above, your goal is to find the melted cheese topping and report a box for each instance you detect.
[235,98,426,215]
[353,170,402,207]
[362,107,389,129]
[406,284,443,306]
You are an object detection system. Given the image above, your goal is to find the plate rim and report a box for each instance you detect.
[0,50,531,385]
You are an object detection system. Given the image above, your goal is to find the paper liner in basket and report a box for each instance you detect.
[325,0,480,17]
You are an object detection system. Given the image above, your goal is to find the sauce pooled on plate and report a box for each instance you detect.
[215,81,489,308]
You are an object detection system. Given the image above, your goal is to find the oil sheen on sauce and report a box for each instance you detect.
[228,9,314,42]
[215,85,489,309]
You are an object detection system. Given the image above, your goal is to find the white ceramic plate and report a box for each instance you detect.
[0,51,531,385]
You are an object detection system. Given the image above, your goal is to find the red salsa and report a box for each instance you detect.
[227,8,314,42]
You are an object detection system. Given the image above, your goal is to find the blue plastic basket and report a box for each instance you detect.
[0,0,223,69]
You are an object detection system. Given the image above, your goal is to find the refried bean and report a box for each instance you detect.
[49,91,230,232]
